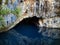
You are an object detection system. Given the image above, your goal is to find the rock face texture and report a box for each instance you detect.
[0,0,60,44]
[39,17,60,28]
[0,0,60,39]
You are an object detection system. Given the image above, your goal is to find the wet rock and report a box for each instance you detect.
[39,28,60,39]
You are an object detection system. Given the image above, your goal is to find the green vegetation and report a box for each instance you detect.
[0,5,11,16]
[0,5,22,17]
[0,4,22,30]
[0,16,6,29]
[11,7,22,17]
[0,8,11,15]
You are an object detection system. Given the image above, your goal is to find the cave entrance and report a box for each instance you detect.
[13,16,42,38]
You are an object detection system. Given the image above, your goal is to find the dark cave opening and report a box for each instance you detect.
[14,16,40,28]
[12,16,42,38]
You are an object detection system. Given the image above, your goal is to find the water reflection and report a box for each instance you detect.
[0,22,60,45]
[39,27,60,39]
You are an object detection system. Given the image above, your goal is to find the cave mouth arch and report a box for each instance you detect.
[13,16,40,29]
[12,16,42,38]
[19,16,39,26]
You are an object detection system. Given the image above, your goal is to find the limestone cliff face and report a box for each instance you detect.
[0,0,60,33]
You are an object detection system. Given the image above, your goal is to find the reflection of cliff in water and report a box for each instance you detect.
[0,16,60,45]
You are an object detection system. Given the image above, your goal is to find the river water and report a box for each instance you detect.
[0,19,60,45]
